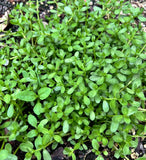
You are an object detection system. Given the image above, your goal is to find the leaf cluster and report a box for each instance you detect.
[0,0,146,159]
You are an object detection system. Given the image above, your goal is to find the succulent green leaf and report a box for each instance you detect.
[7,104,14,118]
[34,102,44,115]
[43,149,52,160]
[90,111,95,121]
[63,120,69,133]
[0,150,9,160]
[110,122,119,133]
[20,141,33,152]
[72,153,76,160]
[136,157,146,160]
[100,124,107,133]
[3,94,11,104]
[88,90,97,98]
[67,87,75,94]
[27,129,38,138]
[83,95,90,106]
[123,144,130,155]
[96,155,104,160]
[117,73,126,82]
[38,87,51,100]
[102,100,109,113]
[35,135,43,149]
[64,6,72,15]
[92,139,99,150]
[54,135,62,142]
[34,151,41,160]
[113,134,123,143]
[17,90,37,102]
[28,114,37,128]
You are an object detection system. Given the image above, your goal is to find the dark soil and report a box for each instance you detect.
[4,137,146,160]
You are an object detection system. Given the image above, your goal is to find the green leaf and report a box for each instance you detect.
[114,149,122,159]
[138,16,146,22]
[5,143,12,153]
[67,87,75,94]
[112,115,123,123]
[20,141,33,152]
[64,6,72,15]
[113,134,123,143]
[88,90,97,98]
[37,35,44,45]
[17,90,37,102]
[92,139,99,150]
[136,157,146,160]
[28,114,37,128]
[48,72,56,79]
[110,100,118,114]
[7,104,14,118]
[110,122,119,133]
[27,129,38,138]
[136,112,145,121]
[86,61,93,71]
[72,153,76,160]
[100,124,107,133]
[73,45,83,51]
[128,107,138,116]
[68,46,73,52]
[43,149,52,160]
[42,134,52,146]
[38,87,51,100]
[119,28,127,34]
[87,42,94,48]
[117,73,126,82]
[3,94,11,104]
[19,125,28,132]
[83,95,90,106]
[96,155,104,160]
[0,150,9,160]
[102,137,108,146]
[63,120,69,133]
[64,106,74,115]
[136,92,146,100]
[102,100,109,113]
[122,106,128,115]
[34,102,44,115]
[63,147,72,155]
[89,75,98,81]
[90,111,95,121]
[4,154,17,160]
[25,152,32,159]
[139,54,146,59]
[123,144,130,155]
[34,151,41,160]
[54,135,62,142]
[35,135,42,149]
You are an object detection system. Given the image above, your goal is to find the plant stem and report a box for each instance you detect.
[0,141,5,150]
[13,146,20,155]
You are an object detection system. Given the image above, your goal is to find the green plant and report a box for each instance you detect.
[0,0,146,159]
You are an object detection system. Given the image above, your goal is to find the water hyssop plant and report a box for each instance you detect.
[0,0,146,159]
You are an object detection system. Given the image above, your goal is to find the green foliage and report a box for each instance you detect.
[0,0,146,159]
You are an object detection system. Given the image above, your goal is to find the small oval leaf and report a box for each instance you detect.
[43,149,52,160]
[17,90,37,102]
[103,100,109,113]
[64,6,72,15]
[38,87,51,100]
[63,120,69,133]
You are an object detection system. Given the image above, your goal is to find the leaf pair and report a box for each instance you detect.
[16,87,51,101]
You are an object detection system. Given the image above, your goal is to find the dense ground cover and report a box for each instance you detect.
[0,0,146,160]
